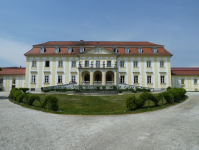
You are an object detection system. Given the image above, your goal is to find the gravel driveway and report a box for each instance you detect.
[0,92,199,150]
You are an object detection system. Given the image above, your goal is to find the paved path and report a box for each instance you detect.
[0,92,199,150]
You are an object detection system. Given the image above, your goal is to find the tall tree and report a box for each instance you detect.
[0,67,2,71]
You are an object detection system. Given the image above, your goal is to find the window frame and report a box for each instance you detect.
[0,78,3,84]
[134,61,138,67]
[72,61,76,67]
[32,61,36,67]
[45,61,50,67]
[160,61,164,67]
[96,61,100,68]
[147,61,151,67]
[72,75,76,82]
[31,75,36,83]
[120,61,124,67]
[147,76,151,83]
[58,75,62,83]
[181,79,184,84]
[120,76,125,83]
[160,76,165,83]
[134,75,138,83]
[194,79,197,84]
[107,61,111,67]
[44,75,49,83]
[85,61,89,67]
[58,61,63,67]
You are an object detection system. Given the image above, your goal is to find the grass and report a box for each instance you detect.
[9,93,188,115]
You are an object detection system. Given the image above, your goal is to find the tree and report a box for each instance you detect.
[0,67,2,71]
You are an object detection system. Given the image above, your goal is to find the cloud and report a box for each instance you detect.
[0,37,32,67]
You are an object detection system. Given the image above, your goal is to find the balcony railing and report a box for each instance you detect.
[78,64,117,69]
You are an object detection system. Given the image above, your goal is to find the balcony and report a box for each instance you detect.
[78,63,117,69]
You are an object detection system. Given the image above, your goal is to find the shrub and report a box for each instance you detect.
[9,88,18,99]
[168,88,180,102]
[131,89,137,93]
[42,95,59,111]
[28,95,40,106]
[113,85,117,90]
[118,89,123,93]
[16,93,26,103]
[163,92,174,104]
[126,96,137,111]
[167,86,172,91]
[19,88,29,93]
[136,97,146,109]
[13,90,22,101]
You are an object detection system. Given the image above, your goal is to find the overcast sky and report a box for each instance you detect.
[0,0,198,67]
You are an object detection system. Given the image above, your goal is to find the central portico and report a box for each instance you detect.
[78,45,118,85]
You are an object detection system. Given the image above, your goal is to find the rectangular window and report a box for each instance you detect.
[147,76,151,83]
[32,61,36,67]
[44,75,49,83]
[147,61,151,67]
[134,76,138,83]
[0,78,3,83]
[72,75,76,82]
[194,79,197,84]
[160,61,164,67]
[58,61,63,67]
[45,61,50,67]
[12,79,15,84]
[120,61,124,67]
[85,61,89,67]
[161,76,165,83]
[134,61,138,67]
[96,61,100,68]
[72,61,76,67]
[30,88,35,91]
[58,75,62,83]
[181,79,184,84]
[31,75,36,83]
[107,61,111,67]
[121,76,125,83]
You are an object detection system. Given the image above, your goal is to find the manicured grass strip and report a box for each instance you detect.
[9,93,188,115]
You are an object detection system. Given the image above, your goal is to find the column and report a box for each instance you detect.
[114,71,117,85]
[90,71,93,85]
[102,71,105,85]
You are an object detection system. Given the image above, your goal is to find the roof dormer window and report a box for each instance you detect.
[152,46,157,53]
[125,46,129,53]
[40,46,45,53]
[55,46,60,53]
[113,46,117,53]
[137,46,142,54]
[68,46,72,53]
[80,46,84,53]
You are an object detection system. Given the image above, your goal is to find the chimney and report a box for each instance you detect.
[80,40,84,42]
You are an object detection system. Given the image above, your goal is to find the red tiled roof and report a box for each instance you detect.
[171,68,199,75]
[33,41,163,47]
[24,41,172,56]
[0,67,26,75]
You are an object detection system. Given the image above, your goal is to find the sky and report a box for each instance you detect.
[0,0,199,67]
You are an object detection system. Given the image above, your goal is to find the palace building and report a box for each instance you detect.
[0,41,198,91]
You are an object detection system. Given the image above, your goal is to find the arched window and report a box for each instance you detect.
[95,74,101,81]
[84,74,90,81]
[106,74,112,81]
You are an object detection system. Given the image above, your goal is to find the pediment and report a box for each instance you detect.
[81,46,117,55]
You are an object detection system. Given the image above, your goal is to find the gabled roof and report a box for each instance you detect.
[33,41,163,47]
[171,68,199,75]
[24,41,172,56]
[0,67,26,75]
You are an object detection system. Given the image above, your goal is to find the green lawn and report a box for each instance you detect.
[9,93,188,115]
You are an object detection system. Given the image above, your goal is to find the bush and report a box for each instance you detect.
[19,88,29,93]
[9,88,18,99]
[167,86,172,91]
[168,88,180,102]
[126,96,137,111]
[16,93,26,103]
[118,89,123,93]
[131,89,137,93]
[13,90,22,101]
[28,95,40,106]
[163,92,174,104]
[42,95,59,111]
